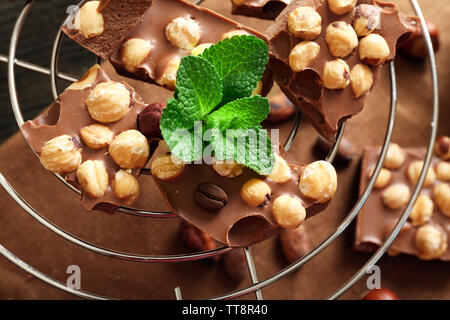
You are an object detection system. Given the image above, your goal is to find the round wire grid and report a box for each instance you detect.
[0,0,439,300]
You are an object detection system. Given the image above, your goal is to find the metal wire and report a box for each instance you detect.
[0,0,439,301]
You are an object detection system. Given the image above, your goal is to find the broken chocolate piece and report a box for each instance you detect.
[231,0,291,20]
[109,0,273,93]
[355,146,450,261]
[264,0,418,141]
[62,0,153,59]
[152,146,333,247]
[21,65,149,213]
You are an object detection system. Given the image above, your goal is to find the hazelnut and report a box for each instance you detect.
[109,130,150,169]
[399,21,440,59]
[241,179,272,207]
[212,159,243,178]
[383,143,406,169]
[137,102,166,140]
[76,160,109,199]
[67,64,99,90]
[113,169,140,205]
[151,154,185,181]
[287,6,322,40]
[350,63,373,98]
[299,160,337,203]
[221,30,250,40]
[353,4,381,37]
[368,167,392,189]
[40,135,82,174]
[359,33,390,66]
[325,22,358,57]
[289,41,320,72]
[381,183,410,209]
[156,56,181,90]
[80,124,114,150]
[414,224,447,260]
[406,160,436,187]
[267,154,292,184]
[409,194,434,226]
[327,0,356,15]
[322,58,350,90]
[434,136,450,160]
[436,161,450,181]
[272,195,306,229]
[74,1,104,39]
[86,82,131,123]
[121,38,152,72]
[433,183,450,217]
[165,17,200,50]
[190,43,213,56]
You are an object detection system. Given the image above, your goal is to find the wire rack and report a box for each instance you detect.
[0,0,439,300]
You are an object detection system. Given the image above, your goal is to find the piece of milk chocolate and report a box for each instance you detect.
[109,0,273,93]
[153,146,331,247]
[62,0,153,59]
[355,146,450,261]
[21,65,149,213]
[264,0,417,141]
[231,0,291,20]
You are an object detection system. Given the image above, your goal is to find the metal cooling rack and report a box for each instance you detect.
[0,0,439,300]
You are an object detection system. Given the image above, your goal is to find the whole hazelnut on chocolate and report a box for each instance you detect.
[353,4,381,37]
[288,6,322,40]
[73,1,104,39]
[359,33,390,66]
[362,288,399,300]
[434,136,450,160]
[399,21,440,59]
[137,102,166,140]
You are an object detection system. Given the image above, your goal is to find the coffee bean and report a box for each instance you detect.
[194,183,228,211]
[137,102,166,139]
[265,92,296,123]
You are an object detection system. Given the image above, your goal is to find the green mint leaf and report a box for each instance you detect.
[206,96,270,131]
[212,128,274,175]
[175,55,223,117]
[160,98,203,162]
[201,35,268,105]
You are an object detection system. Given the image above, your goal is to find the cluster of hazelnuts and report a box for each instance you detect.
[152,153,337,230]
[287,0,390,98]
[119,17,252,90]
[368,141,450,260]
[39,66,150,205]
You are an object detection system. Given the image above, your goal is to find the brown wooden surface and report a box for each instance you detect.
[0,0,449,299]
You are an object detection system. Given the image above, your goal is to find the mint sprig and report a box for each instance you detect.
[201,35,269,105]
[160,36,274,175]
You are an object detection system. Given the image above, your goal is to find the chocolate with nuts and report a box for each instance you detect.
[61,0,153,59]
[110,0,273,93]
[231,0,291,20]
[264,0,418,141]
[21,65,150,212]
[152,145,337,247]
[355,144,450,261]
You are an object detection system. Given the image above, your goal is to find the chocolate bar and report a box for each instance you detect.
[231,0,291,20]
[151,146,337,247]
[109,0,273,93]
[62,0,153,59]
[21,65,150,213]
[264,0,418,141]
[355,143,450,261]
